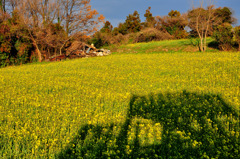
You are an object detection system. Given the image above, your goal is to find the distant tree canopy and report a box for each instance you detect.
[90,4,238,51]
[0,0,104,65]
[215,7,236,25]
[188,3,236,52]
[212,23,234,51]
[168,10,181,18]
[156,10,188,39]
[188,6,235,37]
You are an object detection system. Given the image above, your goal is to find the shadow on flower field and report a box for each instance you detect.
[57,91,240,159]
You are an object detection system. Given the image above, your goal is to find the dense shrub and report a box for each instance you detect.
[90,27,173,47]
[0,20,32,67]
[134,28,172,43]
[212,23,234,51]
[113,33,128,44]
[234,26,240,51]
[0,50,8,67]
[89,32,112,48]
[89,32,128,48]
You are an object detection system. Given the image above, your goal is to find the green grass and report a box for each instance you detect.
[0,39,239,158]
[111,38,218,54]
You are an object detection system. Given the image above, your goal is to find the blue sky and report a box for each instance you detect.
[91,0,240,27]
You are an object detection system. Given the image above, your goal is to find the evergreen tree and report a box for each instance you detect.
[144,7,156,28]
[100,21,113,33]
[168,10,181,18]
[215,7,235,25]
[125,11,141,33]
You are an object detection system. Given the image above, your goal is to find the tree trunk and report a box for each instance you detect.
[48,48,50,59]
[199,38,204,52]
[60,36,73,55]
[196,13,204,52]
[204,21,210,52]
[60,44,63,55]
[2,0,5,12]
[33,41,42,62]
[36,46,42,62]
[204,35,207,52]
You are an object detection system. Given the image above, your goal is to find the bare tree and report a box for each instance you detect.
[61,0,102,35]
[188,0,217,52]
[13,0,58,62]
[59,0,104,54]
[0,0,6,12]
[0,0,8,20]
[5,0,18,12]
[12,0,104,60]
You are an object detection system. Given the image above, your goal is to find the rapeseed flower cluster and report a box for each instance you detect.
[0,51,239,158]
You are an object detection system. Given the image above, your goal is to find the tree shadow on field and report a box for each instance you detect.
[57,91,240,159]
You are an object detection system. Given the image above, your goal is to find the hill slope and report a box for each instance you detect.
[111,38,218,53]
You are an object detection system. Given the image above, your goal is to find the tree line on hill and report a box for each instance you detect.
[0,0,240,67]
[92,5,240,52]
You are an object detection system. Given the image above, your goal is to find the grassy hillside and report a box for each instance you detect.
[0,40,239,158]
[111,38,218,54]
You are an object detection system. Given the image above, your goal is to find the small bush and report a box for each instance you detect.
[134,28,172,43]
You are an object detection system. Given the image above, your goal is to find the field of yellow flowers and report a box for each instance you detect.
[0,48,239,158]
